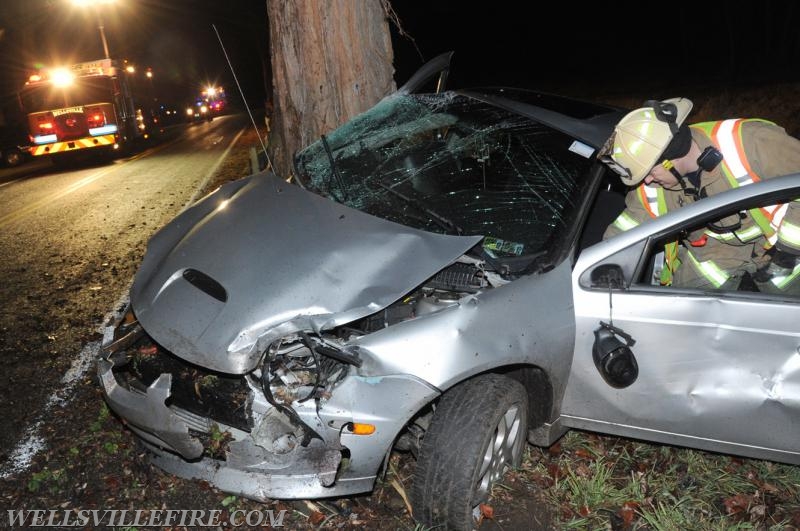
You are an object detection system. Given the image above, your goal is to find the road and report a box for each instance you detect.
[0,114,247,468]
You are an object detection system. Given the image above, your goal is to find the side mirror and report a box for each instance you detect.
[590,263,626,289]
[592,322,638,388]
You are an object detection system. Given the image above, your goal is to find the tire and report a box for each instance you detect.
[4,148,21,167]
[411,374,528,530]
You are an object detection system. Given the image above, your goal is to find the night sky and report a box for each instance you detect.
[2,1,800,123]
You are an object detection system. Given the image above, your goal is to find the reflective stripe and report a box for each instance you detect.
[661,241,680,285]
[613,211,639,231]
[636,184,678,284]
[716,120,753,185]
[705,118,786,245]
[771,262,800,289]
[31,134,115,156]
[705,224,762,243]
[686,251,729,288]
[638,185,660,218]
[778,220,800,247]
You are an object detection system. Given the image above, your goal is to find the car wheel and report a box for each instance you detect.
[410,374,528,530]
[4,148,22,167]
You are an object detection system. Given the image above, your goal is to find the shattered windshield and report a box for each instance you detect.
[294,92,595,265]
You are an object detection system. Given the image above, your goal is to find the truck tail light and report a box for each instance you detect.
[87,108,106,128]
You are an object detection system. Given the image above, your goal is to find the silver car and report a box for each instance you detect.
[98,55,800,530]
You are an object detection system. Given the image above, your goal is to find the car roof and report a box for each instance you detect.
[458,87,627,150]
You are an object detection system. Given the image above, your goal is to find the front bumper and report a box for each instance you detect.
[96,316,441,500]
[96,356,367,498]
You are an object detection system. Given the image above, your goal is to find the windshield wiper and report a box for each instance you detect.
[375,182,464,236]
[320,134,349,201]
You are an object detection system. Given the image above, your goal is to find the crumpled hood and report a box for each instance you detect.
[131,171,481,374]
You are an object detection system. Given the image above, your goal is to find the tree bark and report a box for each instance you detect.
[266,0,396,178]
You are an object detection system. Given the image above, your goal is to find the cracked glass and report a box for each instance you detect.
[294,92,595,265]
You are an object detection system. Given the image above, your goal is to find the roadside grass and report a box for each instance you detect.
[533,431,800,530]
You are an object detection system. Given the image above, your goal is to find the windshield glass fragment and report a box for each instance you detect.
[295,92,594,263]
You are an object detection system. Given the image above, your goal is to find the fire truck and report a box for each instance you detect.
[18,59,154,161]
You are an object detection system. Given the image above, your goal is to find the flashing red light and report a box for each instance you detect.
[87,108,106,128]
[39,122,54,131]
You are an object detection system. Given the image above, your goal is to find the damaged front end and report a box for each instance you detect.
[98,304,441,500]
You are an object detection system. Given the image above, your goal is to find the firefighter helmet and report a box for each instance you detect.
[602,98,693,186]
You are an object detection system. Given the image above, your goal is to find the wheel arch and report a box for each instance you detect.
[394,363,555,454]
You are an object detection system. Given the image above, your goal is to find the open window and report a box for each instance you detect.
[632,187,800,297]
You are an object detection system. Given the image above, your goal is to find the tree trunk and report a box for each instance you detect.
[265,0,396,178]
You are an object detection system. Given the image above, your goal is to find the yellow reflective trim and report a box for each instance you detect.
[778,221,800,246]
[771,262,800,289]
[705,225,762,242]
[686,251,729,288]
[30,134,116,155]
[613,212,639,231]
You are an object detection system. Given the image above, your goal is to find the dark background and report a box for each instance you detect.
[1,1,800,123]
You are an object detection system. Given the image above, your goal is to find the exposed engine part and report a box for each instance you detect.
[355,261,489,333]
[259,333,354,445]
[425,261,487,293]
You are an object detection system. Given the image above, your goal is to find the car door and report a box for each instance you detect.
[562,175,800,465]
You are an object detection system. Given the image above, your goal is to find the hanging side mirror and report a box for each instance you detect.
[592,321,638,388]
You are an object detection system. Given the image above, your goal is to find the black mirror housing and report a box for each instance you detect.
[592,325,638,388]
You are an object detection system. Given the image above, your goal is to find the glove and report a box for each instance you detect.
[753,249,798,283]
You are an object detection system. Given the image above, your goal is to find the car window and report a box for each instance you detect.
[635,192,800,298]
[294,92,596,267]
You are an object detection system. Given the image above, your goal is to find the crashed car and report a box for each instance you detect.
[98,53,800,530]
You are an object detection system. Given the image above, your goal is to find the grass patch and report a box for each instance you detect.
[533,431,800,529]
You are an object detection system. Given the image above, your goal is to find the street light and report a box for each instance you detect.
[71,0,117,59]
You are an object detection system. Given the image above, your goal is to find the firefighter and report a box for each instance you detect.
[600,97,800,293]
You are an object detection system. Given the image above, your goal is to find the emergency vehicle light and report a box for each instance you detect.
[34,134,57,145]
[50,68,75,87]
[87,109,106,128]
[89,124,118,136]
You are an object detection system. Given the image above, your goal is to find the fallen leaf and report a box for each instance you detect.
[479,503,494,520]
[548,442,562,456]
[759,481,779,493]
[574,448,595,460]
[723,493,752,515]
[530,471,554,488]
[309,511,325,525]
[618,501,640,527]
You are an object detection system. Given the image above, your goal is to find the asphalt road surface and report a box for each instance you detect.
[0,114,247,471]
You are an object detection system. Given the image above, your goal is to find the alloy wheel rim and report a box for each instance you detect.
[471,403,523,516]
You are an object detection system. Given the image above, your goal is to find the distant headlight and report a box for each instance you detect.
[200,105,208,114]
[186,108,194,116]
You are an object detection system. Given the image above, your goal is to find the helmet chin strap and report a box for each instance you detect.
[661,159,703,199]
